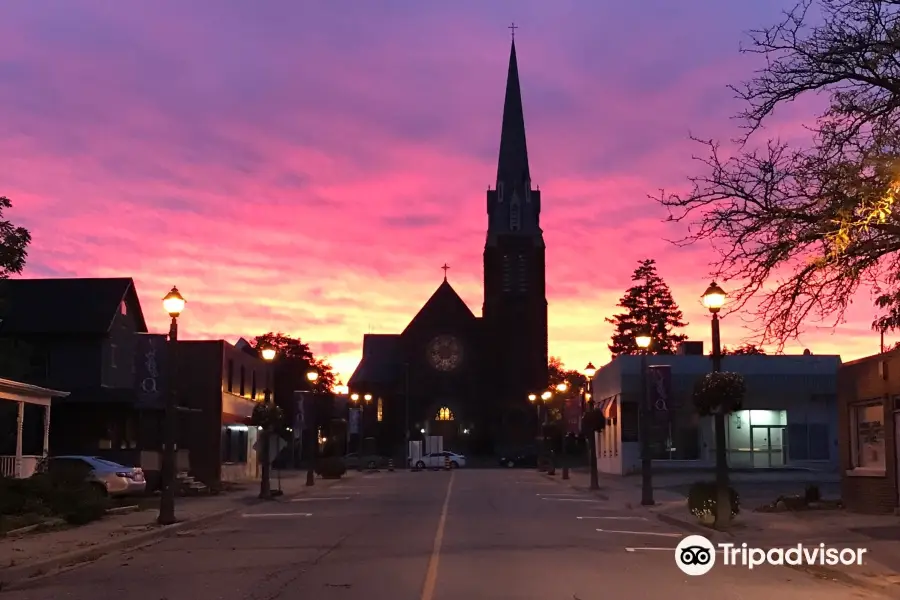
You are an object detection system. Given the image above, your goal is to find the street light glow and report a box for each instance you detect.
[556,382,568,392]
[541,391,552,401]
[528,393,537,402]
[702,281,727,312]
[260,346,276,361]
[162,286,185,318]
[584,362,596,378]
[306,370,319,382]
[364,393,372,402]
[635,333,652,349]
[350,393,360,401]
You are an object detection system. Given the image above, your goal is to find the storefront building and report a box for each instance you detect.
[591,345,840,475]
[838,349,900,513]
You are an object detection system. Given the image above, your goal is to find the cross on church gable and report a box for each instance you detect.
[441,263,450,281]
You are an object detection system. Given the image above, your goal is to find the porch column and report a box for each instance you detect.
[42,403,51,457]
[15,400,23,478]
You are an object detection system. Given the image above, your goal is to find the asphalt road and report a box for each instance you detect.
[3,470,881,600]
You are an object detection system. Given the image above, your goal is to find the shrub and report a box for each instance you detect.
[804,484,821,504]
[315,457,347,479]
[0,473,108,524]
[50,485,109,525]
[688,481,740,519]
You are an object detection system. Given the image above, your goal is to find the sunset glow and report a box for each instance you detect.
[2,1,885,382]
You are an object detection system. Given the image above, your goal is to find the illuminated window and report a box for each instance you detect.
[377,398,383,422]
[436,407,454,421]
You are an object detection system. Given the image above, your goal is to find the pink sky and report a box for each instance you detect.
[0,1,885,382]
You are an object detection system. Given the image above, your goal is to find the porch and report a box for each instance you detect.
[0,378,69,478]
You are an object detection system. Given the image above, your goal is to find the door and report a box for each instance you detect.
[768,426,785,467]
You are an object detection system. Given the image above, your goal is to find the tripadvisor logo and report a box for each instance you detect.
[675,535,867,576]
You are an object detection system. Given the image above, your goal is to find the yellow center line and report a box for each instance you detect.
[420,471,455,600]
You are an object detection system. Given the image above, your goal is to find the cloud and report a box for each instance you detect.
[0,0,871,381]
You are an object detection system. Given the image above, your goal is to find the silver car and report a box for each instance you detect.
[36,456,146,497]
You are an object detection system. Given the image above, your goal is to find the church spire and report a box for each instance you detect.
[496,39,530,189]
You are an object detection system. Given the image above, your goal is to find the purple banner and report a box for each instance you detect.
[563,396,582,433]
[648,365,672,412]
[134,333,167,408]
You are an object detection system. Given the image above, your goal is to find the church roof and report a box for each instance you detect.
[496,40,530,189]
[400,280,476,336]
[347,334,401,388]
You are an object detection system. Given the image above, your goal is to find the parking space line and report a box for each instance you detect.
[625,547,677,552]
[596,528,681,537]
[541,498,604,503]
[291,496,352,502]
[577,516,647,520]
[537,493,584,497]
[242,512,313,518]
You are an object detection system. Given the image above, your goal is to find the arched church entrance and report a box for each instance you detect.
[425,404,467,452]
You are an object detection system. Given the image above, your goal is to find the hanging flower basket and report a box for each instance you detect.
[251,403,284,431]
[693,372,746,416]
[581,409,606,435]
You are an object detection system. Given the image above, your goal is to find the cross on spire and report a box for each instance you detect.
[508,22,518,41]
[441,263,450,281]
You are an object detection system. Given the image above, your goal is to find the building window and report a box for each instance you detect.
[517,254,527,291]
[510,203,520,231]
[240,366,246,396]
[227,360,234,392]
[377,398,383,422]
[436,407,454,421]
[109,344,117,369]
[852,402,886,471]
[497,181,504,202]
[251,371,257,399]
[221,425,249,463]
[502,254,511,292]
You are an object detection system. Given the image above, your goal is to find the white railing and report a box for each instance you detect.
[0,455,42,478]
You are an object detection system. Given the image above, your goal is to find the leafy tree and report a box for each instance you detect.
[721,344,766,356]
[251,332,335,393]
[543,357,587,422]
[0,197,30,279]
[606,259,687,356]
[656,0,900,346]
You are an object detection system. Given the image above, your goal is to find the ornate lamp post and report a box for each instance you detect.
[305,369,319,487]
[702,281,729,529]
[635,332,653,506]
[158,286,185,525]
[582,362,599,490]
[258,345,276,499]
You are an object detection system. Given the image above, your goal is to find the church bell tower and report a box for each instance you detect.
[483,37,549,414]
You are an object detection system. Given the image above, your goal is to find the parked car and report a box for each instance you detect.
[35,456,146,497]
[413,451,466,469]
[343,452,390,470]
[498,451,538,468]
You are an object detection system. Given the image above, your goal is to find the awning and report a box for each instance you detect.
[597,396,612,418]
[603,395,618,420]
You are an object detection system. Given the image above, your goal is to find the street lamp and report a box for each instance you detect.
[583,362,599,490]
[529,393,546,471]
[258,346,277,499]
[636,332,654,506]
[158,287,185,525]
[305,369,319,486]
[556,382,568,392]
[702,281,730,529]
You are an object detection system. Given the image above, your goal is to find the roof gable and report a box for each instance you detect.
[400,280,477,337]
[0,277,144,335]
[347,334,401,387]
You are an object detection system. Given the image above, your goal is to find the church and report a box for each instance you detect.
[347,38,549,457]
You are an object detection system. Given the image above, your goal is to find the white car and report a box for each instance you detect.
[413,451,466,469]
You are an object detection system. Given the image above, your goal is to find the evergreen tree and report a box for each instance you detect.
[606,259,687,356]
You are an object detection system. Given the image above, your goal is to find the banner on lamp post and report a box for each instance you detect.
[348,408,361,435]
[648,365,673,422]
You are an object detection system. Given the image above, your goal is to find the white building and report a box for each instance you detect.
[591,350,840,475]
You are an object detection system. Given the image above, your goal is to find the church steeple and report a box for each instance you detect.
[497,40,530,189]
[486,36,541,240]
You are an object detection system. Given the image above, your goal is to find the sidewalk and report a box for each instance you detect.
[542,468,900,596]
[0,471,353,589]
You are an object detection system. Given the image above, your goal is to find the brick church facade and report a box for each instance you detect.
[347,40,549,456]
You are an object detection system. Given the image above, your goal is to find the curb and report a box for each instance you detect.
[0,475,350,591]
